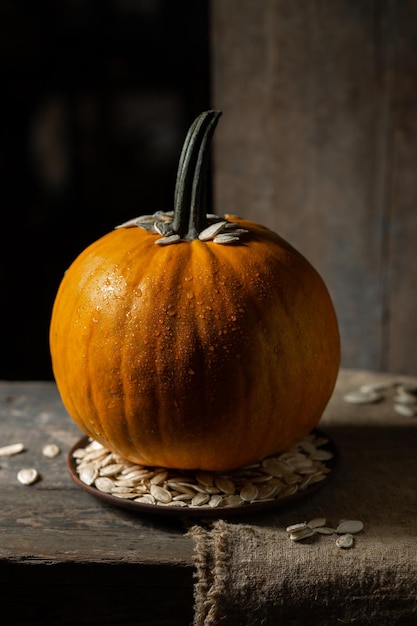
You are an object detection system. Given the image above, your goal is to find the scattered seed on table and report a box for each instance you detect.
[0,442,25,456]
[286,522,308,533]
[17,468,39,485]
[336,533,354,549]
[289,527,316,541]
[42,443,60,458]
[336,520,364,534]
[393,404,416,417]
[307,517,327,529]
[343,390,382,404]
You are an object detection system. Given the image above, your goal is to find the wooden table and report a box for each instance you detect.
[1,370,416,625]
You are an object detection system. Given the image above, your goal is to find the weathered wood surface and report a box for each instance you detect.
[0,381,194,625]
[210,0,417,376]
[1,373,416,623]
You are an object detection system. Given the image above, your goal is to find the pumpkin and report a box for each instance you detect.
[50,110,340,471]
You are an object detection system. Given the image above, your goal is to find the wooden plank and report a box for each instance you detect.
[0,382,194,566]
[0,381,195,624]
[1,374,416,622]
[210,0,417,375]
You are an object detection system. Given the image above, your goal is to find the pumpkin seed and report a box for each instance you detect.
[79,464,99,485]
[17,468,39,485]
[240,482,258,502]
[209,494,223,508]
[335,533,354,549]
[393,403,416,417]
[42,443,60,458]
[286,522,308,533]
[150,484,172,503]
[198,221,227,241]
[213,233,241,244]
[214,476,236,494]
[134,494,155,505]
[289,527,315,541]
[0,442,25,456]
[154,234,181,245]
[343,389,382,404]
[95,476,115,493]
[307,517,327,529]
[336,520,364,534]
[99,463,124,477]
[286,518,363,546]
[191,492,210,506]
[256,482,280,500]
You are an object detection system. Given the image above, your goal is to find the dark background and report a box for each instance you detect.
[1,0,210,380]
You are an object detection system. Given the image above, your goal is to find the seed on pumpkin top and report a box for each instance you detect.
[154,234,181,245]
[198,221,227,241]
[213,233,241,244]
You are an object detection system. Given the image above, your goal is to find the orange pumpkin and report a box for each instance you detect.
[50,111,340,471]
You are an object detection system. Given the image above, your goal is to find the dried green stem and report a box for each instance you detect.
[172,110,222,240]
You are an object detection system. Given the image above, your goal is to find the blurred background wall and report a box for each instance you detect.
[0,0,210,380]
[210,0,417,376]
[1,0,417,380]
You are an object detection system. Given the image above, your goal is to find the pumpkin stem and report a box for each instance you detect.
[172,110,222,240]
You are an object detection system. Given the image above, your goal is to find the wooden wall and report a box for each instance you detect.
[210,0,417,375]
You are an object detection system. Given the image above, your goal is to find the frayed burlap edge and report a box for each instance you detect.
[187,520,230,626]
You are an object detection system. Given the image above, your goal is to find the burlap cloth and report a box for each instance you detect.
[187,370,417,626]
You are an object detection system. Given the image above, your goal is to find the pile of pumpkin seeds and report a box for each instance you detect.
[116,210,250,246]
[286,518,364,549]
[343,380,417,417]
[72,432,335,511]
